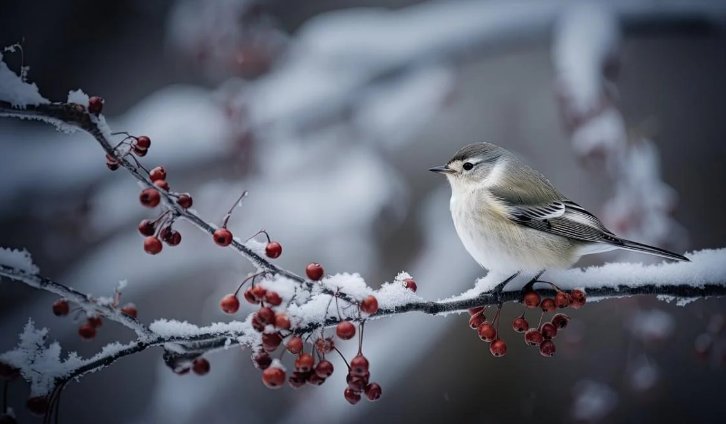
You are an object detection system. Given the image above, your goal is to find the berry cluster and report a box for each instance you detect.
[50,287,137,341]
[468,286,586,358]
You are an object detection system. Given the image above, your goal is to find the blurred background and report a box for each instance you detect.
[1,0,725,423]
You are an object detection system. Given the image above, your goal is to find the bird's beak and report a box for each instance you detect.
[429,165,455,175]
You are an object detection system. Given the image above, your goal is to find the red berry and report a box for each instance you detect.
[287,336,303,354]
[551,313,570,329]
[360,295,379,315]
[523,290,541,308]
[288,371,307,389]
[256,307,275,325]
[541,298,556,312]
[264,291,282,306]
[539,340,556,357]
[135,136,151,149]
[159,226,173,242]
[344,387,362,405]
[251,315,265,332]
[139,188,161,208]
[52,299,70,316]
[403,278,417,292]
[570,289,586,309]
[555,291,570,308]
[219,294,240,314]
[87,315,103,328]
[120,303,138,319]
[88,96,104,114]
[138,219,155,236]
[315,360,334,378]
[149,166,166,181]
[177,193,193,209]
[192,357,210,375]
[540,322,558,339]
[153,179,170,191]
[251,285,267,301]
[365,382,382,401]
[166,231,182,246]
[468,306,485,316]
[469,313,486,329]
[213,228,233,246]
[243,287,257,304]
[512,316,529,333]
[307,372,326,386]
[490,339,508,357]
[306,262,324,280]
[336,321,356,340]
[105,154,119,171]
[262,333,283,352]
[0,362,20,380]
[144,236,163,255]
[347,373,368,391]
[274,313,291,330]
[26,396,49,416]
[78,322,96,339]
[265,241,282,259]
[262,366,286,389]
[350,354,369,376]
[524,329,544,346]
[477,322,497,342]
[314,337,335,354]
[252,351,272,370]
[133,145,148,157]
[295,353,315,372]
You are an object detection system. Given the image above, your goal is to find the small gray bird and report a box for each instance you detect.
[430,142,688,274]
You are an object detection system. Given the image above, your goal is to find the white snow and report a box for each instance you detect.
[67,89,89,106]
[0,247,39,274]
[321,273,372,300]
[0,52,49,108]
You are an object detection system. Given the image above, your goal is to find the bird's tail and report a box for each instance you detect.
[616,238,690,262]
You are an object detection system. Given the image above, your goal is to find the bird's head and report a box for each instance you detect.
[429,143,505,190]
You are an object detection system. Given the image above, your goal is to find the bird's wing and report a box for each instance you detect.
[487,162,621,244]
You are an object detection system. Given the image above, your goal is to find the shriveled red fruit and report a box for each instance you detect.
[138,219,155,236]
[135,135,151,149]
[360,295,379,315]
[469,313,486,329]
[350,354,369,376]
[551,313,570,329]
[540,322,558,339]
[336,321,356,340]
[523,290,541,308]
[166,231,182,246]
[365,382,382,401]
[477,322,497,342]
[192,357,210,375]
[262,333,283,352]
[78,321,97,340]
[570,289,586,309]
[139,188,161,208]
[403,278,417,292]
[524,329,544,346]
[121,303,138,319]
[88,96,104,114]
[219,294,240,314]
[541,298,556,312]
[512,316,529,333]
[288,371,307,389]
[295,353,315,372]
[87,315,103,328]
[243,287,257,304]
[490,339,507,357]
[52,299,70,316]
[305,262,324,280]
[539,340,556,357]
[149,166,166,181]
[252,351,272,370]
[177,193,193,209]
[213,228,233,246]
[250,285,267,301]
[153,179,170,191]
[274,313,291,330]
[256,307,275,325]
[262,366,286,389]
[265,241,282,259]
[314,337,334,354]
[307,372,326,386]
[344,388,362,405]
[264,291,282,306]
[0,362,20,380]
[26,396,50,416]
[555,291,570,308]
[315,360,334,378]
[347,373,367,391]
[287,336,303,354]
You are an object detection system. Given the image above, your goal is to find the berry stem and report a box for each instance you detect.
[246,229,271,244]
[333,346,351,369]
[221,191,248,228]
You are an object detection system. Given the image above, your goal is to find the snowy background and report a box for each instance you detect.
[1,0,725,423]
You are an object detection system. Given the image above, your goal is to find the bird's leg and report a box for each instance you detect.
[491,271,521,304]
[521,270,545,293]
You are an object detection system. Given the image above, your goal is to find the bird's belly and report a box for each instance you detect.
[451,197,577,272]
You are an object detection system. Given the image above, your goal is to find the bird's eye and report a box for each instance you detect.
[463,162,474,171]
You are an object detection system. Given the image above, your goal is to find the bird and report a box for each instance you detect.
[430,142,688,276]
